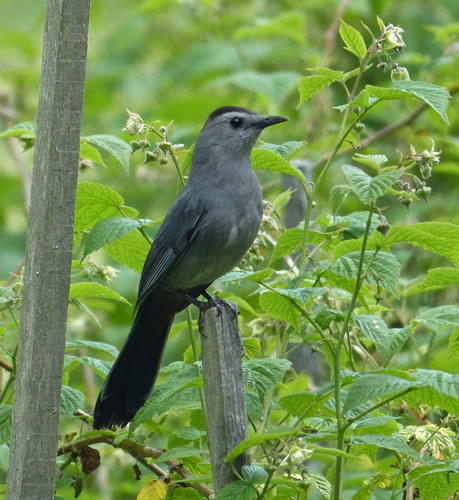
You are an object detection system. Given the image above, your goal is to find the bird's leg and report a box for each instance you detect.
[180,290,238,318]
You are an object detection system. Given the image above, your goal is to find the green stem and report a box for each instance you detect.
[185,308,207,432]
[333,203,375,500]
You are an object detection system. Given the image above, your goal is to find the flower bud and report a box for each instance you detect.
[144,151,158,164]
[391,66,410,81]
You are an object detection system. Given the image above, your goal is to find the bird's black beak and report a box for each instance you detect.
[260,115,288,128]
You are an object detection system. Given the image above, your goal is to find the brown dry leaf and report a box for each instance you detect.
[80,446,101,474]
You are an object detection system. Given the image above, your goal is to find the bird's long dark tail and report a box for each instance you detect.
[93,292,180,429]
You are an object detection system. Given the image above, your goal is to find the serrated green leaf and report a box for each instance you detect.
[259,291,301,328]
[79,140,106,167]
[307,67,344,82]
[308,473,332,499]
[334,89,371,113]
[366,81,451,124]
[69,282,130,306]
[331,251,400,297]
[105,229,151,273]
[405,369,459,415]
[416,268,459,291]
[174,426,205,441]
[252,148,307,186]
[0,121,36,139]
[241,465,269,484]
[243,338,261,357]
[298,75,336,105]
[386,326,412,359]
[273,188,294,210]
[243,359,292,405]
[279,390,331,417]
[217,269,273,283]
[271,287,326,303]
[331,211,382,240]
[351,434,422,461]
[330,185,352,215]
[66,339,119,358]
[385,222,459,265]
[82,135,131,173]
[352,153,388,172]
[354,315,392,359]
[408,467,451,500]
[0,405,12,445]
[412,305,459,333]
[259,141,306,160]
[343,373,415,414]
[130,366,198,433]
[342,165,402,204]
[75,182,125,231]
[339,19,367,60]
[448,329,459,357]
[83,217,152,258]
[214,480,257,500]
[61,386,85,416]
[79,356,112,377]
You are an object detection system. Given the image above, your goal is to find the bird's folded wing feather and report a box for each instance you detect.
[135,192,207,310]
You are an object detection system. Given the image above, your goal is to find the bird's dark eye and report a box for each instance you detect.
[230,117,243,128]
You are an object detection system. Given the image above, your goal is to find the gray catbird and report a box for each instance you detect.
[93,106,287,429]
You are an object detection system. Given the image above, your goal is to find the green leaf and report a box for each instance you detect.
[243,359,292,405]
[272,189,294,210]
[79,140,107,167]
[79,356,112,377]
[259,291,301,329]
[332,211,382,240]
[404,369,459,415]
[331,251,400,297]
[271,287,326,304]
[416,268,459,291]
[343,373,415,414]
[334,89,371,112]
[353,153,388,172]
[155,447,203,462]
[82,135,131,173]
[75,182,134,231]
[225,427,299,462]
[0,405,12,445]
[330,185,352,215]
[307,67,344,82]
[212,71,300,106]
[449,329,459,357]
[412,305,459,333]
[130,366,198,433]
[408,467,451,500]
[214,480,257,500]
[339,19,367,60]
[279,390,331,417]
[351,434,422,461]
[241,465,269,484]
[366,81,451,125]
[104,229,151,273]
[217,269,273,283]
[174,426,205,441]
[66,339,119,358]
[252,148,307,186]
[69,282,130,305]
[83,217,152,258]
[354,315,392,360]
[259,141,306,160]
[234,10,305,45]
[386,326,412,359]
[385,222,459,265]
[298,75,336,105]
[0,121,36,139]
[61,386,85,416]
[342,165,402,204]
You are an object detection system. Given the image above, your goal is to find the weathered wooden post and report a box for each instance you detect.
[200,302,250,492]
[7,1,90,498]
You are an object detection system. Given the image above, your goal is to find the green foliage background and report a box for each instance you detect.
[0,0,458,499]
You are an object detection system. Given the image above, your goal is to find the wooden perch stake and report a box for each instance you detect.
[200,302,250,492]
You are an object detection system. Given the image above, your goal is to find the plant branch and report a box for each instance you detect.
[58,434,214,498]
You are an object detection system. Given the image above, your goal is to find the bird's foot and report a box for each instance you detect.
[182,291,238,319]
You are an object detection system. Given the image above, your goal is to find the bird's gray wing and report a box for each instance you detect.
[135,191,207,310]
